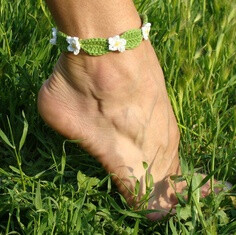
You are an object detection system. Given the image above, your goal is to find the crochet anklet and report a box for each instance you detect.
[50,14,151,56]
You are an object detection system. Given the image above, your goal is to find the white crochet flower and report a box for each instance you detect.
[50,28,57,45]
[108,35,127,52]
[66,36,81,55]
[141,23,151,40]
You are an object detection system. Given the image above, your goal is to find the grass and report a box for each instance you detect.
[0,0,235,234]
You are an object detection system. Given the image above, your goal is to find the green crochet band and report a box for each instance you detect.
[50,14,151,56]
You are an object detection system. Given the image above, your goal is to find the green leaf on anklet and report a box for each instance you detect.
[121,29,143,49]
[80,38,108,56]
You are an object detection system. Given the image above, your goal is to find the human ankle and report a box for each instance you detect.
[54,40,152,93]
[46,0,141,38]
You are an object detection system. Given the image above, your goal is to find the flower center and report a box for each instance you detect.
[72,43,77,49]
[114,41,121,47]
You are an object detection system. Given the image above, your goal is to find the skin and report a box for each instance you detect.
[38,0,215,220]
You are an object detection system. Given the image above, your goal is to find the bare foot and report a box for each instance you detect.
[37,40,204,220]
